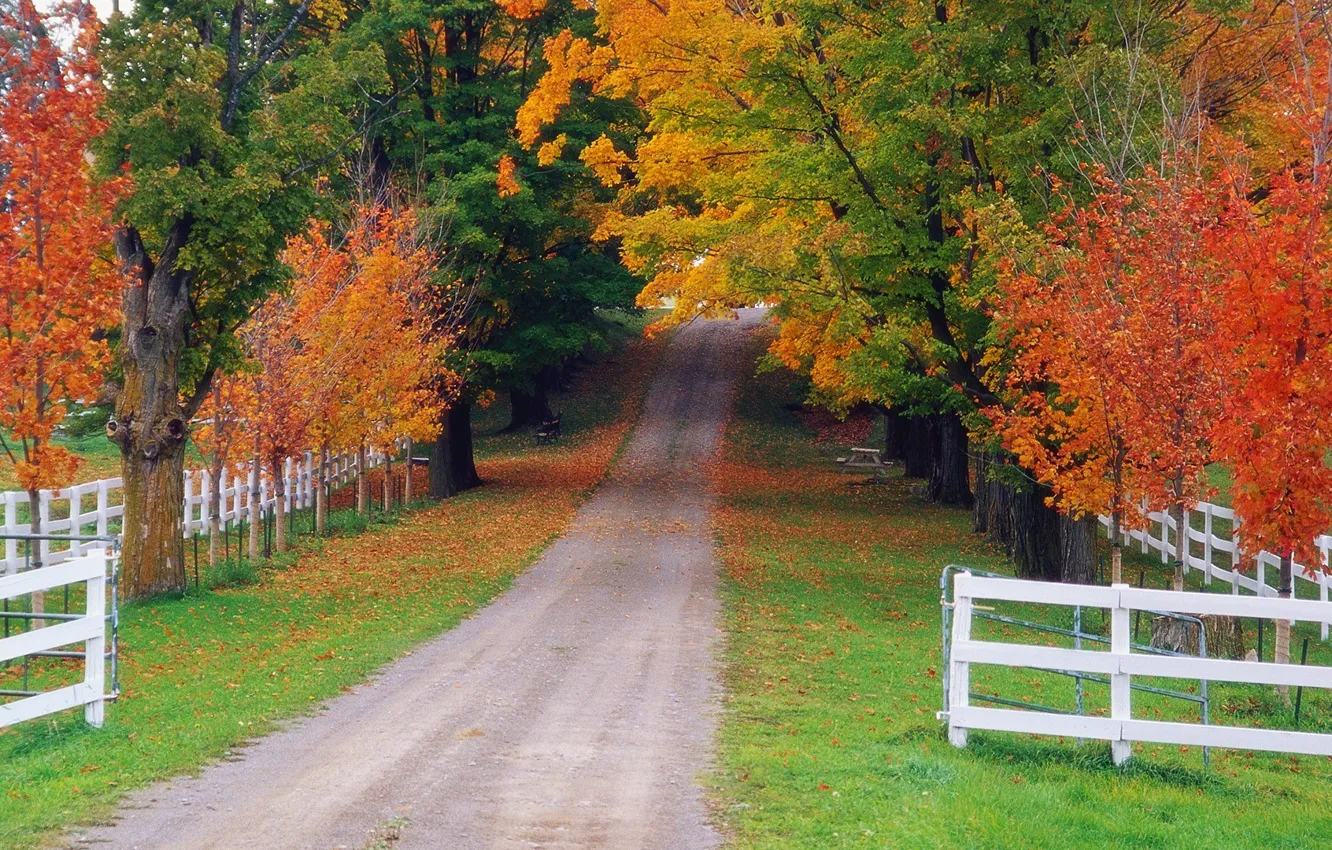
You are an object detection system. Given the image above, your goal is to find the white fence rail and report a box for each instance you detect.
[2,444,402,575]
[0,549,111,728]
[943,572,1332,764]
[1100,503,1332,638]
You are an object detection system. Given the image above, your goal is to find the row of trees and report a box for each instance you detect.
[511,1,1332,615]
[1,0,643,599]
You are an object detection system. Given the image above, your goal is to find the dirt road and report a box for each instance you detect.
[74,313,758,850]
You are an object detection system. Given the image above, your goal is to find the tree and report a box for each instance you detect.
[1209,3,1332,674]
[191,373,252,566]
[97,0,388,597]
[354,0,641,498]
[0,0,125,619]
[988,167,1225,586]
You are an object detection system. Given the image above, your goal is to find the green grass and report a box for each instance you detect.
[710,347,1332,849]
[0,326,662,849]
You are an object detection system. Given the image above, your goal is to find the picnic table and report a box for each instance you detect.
[836,447,888,469]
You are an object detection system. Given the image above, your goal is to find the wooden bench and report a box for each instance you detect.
[535,413,562,445]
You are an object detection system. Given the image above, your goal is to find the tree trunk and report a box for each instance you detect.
[26,490,44,628]
[902,415,933,479]
[247,457,260,561]
[882,408,907,461]
[1012,484,1061,581]
[1172,499,1187,592]
[403,438,413,505]
[274,461,288,554]
[315,444,328,535]
[1059,513,1096,584]
[507,372,555,431]
[1110,511,1123,585]
[986,473,1015,552]
[1277,552,1294,701]
[430,401,481,498]
[208,461,222,568]
[927,413,972,508]
[357,443,369,515]
[109,224,193,600]
[383,451,393,512]
[972,451,990,534]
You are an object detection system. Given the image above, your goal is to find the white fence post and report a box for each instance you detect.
[1110,584,1131,766]
[84,551,107,727]
[947,582,973,749]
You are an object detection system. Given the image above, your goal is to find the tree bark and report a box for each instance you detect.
[26,490,44,627]
[1277,552,1294,701]
[986,473,1015,552]
[902,415,933,479]
[882,408,907,461]
[430,401,481,498]
[208,462,222,567]
[357,443,369,515]
[316,443,328,535]
[1012,484,1061,581]
[1110,510,1123,585]
[383,451,393,512]
[403,438,413,504]
[1172,498,1187,592]
[109,224,194,599]
[972,451,990,534]
[1059,513,1096,584]
[247,456,260,561]
[927,413,973,508]
[274,460,288,554]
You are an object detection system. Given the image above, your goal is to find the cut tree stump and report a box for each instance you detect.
[1150,614,1245,658]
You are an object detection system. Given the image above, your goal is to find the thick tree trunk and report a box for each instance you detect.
[109,225,193,599]
[507,371,555,431]
[902,415,933,479]
[1012,484,1061,581]
[403,438,413,504]
[927,413,973,508]
[357,443,369,515]
[430,401,481,498]
[315,444,328,535]
[882,408,907,461]
[986,473,1015,552]
[972,451,990,534]
[1059,513,1096,584]
[247,458,260,561]
[1277,552,1294,701]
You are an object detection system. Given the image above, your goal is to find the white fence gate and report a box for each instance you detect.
[0,548,112,728]
[943,571,1332,764]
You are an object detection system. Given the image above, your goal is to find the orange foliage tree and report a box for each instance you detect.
[0,1,124,565]
[191,374,253,566]
[989,168,1225,587]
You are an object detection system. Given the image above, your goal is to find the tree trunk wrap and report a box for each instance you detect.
[383,453,393,512]
[1277,552,1294,699]
[208,462,222,567]
[1110,511,1123,585]
[247,459,260,562]
[403,438,413,504]
[1172,500,1187,592]
[26,490,44,627]
[274,467,288,554]
[356,444,369,515]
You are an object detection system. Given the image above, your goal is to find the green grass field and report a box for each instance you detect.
[709,343,1332,849]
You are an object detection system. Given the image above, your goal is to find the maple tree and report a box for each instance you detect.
[191,373,252,566]
[0,0,125,618]
[989,167,1225,587]
[1208,4,1332,672]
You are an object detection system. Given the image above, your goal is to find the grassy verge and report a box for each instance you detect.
[709,333,1332,849]
[0,325,665,849]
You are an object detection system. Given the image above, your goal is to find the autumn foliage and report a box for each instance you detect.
[0,1,125,501]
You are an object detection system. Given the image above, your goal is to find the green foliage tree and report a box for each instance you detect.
[98,0,387,597]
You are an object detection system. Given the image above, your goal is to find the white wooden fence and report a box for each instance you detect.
[1100,503,1332,638]
[0,549,110,728]
[944,572,1332,764]
[2,445,400,575]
